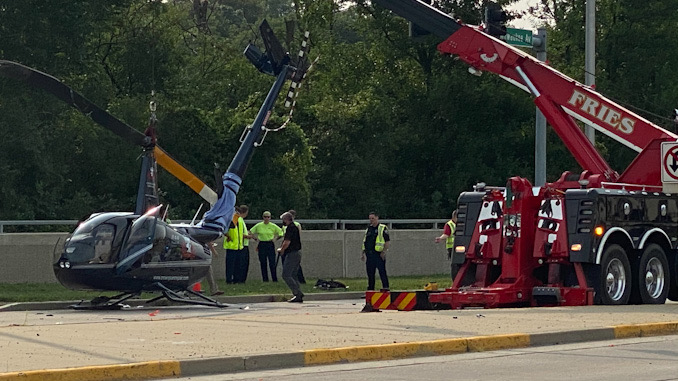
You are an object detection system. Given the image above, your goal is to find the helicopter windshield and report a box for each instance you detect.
[61,213,131,265]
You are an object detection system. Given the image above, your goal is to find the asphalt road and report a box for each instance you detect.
[1,298,678,377]
[157,335,678,381]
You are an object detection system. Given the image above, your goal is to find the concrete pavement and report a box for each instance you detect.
[0,294,677,380]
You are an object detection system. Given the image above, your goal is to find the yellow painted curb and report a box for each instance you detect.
[614,321,678,339]
[0,361,181,381]
[305,342,423,365]
[418,338,468,356]
[467,334,530,352]
[304,334,531,366]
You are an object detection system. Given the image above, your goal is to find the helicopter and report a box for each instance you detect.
[0,19,313,309]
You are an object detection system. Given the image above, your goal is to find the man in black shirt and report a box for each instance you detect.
[278,211,304,302]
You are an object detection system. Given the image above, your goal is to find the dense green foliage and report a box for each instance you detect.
[1,0,676,224]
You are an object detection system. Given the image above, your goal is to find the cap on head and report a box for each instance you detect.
[280,211,293,221]
[263,211,272,217]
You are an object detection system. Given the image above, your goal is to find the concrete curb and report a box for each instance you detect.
[2,320,678,380]
[0,291,365,312]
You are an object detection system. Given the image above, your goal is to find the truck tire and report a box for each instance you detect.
[596,244,631,305]
[637,244,669,304]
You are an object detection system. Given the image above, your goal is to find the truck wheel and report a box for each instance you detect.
[637,244,669,304]
[597,244,631,305]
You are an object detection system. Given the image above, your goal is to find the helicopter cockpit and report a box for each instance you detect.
[58,212,134,268]
[58,205,211,272]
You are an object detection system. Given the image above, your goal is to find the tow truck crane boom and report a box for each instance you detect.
[374,0,678,186]
[363,0,678,310]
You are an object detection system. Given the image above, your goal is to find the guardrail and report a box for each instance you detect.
[0,219,449,233]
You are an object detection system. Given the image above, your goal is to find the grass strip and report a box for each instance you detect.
[0,274,450,303]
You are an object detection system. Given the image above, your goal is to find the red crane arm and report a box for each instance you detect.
[373,0,678,183]
[439,26,677,152]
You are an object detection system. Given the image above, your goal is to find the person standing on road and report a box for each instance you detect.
[206,242,224,296]
[223,209,242,284]
[278,211,304,303]
[361,211,390,291]
[286,209,306,284]
[235,205,252,283]
[435,210,459,280]
[250,211,283,281]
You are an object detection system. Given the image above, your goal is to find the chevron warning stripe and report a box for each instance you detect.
[364,290,448,312]
[369,292,391,310]
[392,292,417,311]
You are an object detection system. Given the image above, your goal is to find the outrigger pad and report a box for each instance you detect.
[360,303,380,313]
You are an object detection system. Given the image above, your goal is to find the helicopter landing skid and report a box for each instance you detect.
[69,292,139,310]
[151,282,228,308]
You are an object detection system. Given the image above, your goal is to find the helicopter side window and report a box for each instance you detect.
[91,224,115,264]
[159,229,180,262]
[144,224,169,263]
[160,230,203,262]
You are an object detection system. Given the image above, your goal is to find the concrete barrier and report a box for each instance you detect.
[0,229,449,284]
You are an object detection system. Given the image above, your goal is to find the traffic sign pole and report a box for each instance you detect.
[661,142,678,192]
[504,27,547,186]
[533,28,547,187]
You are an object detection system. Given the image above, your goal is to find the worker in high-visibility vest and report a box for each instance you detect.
[435,210,458,279]
[223,208,243,284]
[361,211,390,291]
[234,205,252,283]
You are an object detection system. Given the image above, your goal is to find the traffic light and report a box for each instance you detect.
[485,2,507,38]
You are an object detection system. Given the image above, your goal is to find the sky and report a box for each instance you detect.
[506,0,546,31]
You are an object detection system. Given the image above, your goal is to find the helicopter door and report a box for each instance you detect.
[116,208,160,274]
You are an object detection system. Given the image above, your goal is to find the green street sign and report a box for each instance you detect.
[503,28,533,47]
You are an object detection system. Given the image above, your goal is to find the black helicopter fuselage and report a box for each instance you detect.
[54,211,213,292]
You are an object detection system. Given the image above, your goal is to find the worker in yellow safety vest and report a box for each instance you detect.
[234,205,252,283]
[223,208,244,284]
[435,210,458,279]
[361,211,390,291]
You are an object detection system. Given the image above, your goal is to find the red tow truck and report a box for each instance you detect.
[365,0,678,310]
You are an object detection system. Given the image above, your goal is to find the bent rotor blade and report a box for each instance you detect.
[260,19,288,75]
[0,60,217,205]
[284,30,312,109]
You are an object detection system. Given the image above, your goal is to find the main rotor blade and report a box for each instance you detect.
[0,60,147,147]
[155,147,217,205]
[0,60,217,205]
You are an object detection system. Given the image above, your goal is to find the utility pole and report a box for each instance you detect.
[584,0,596,143]
[533,28,547,186]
